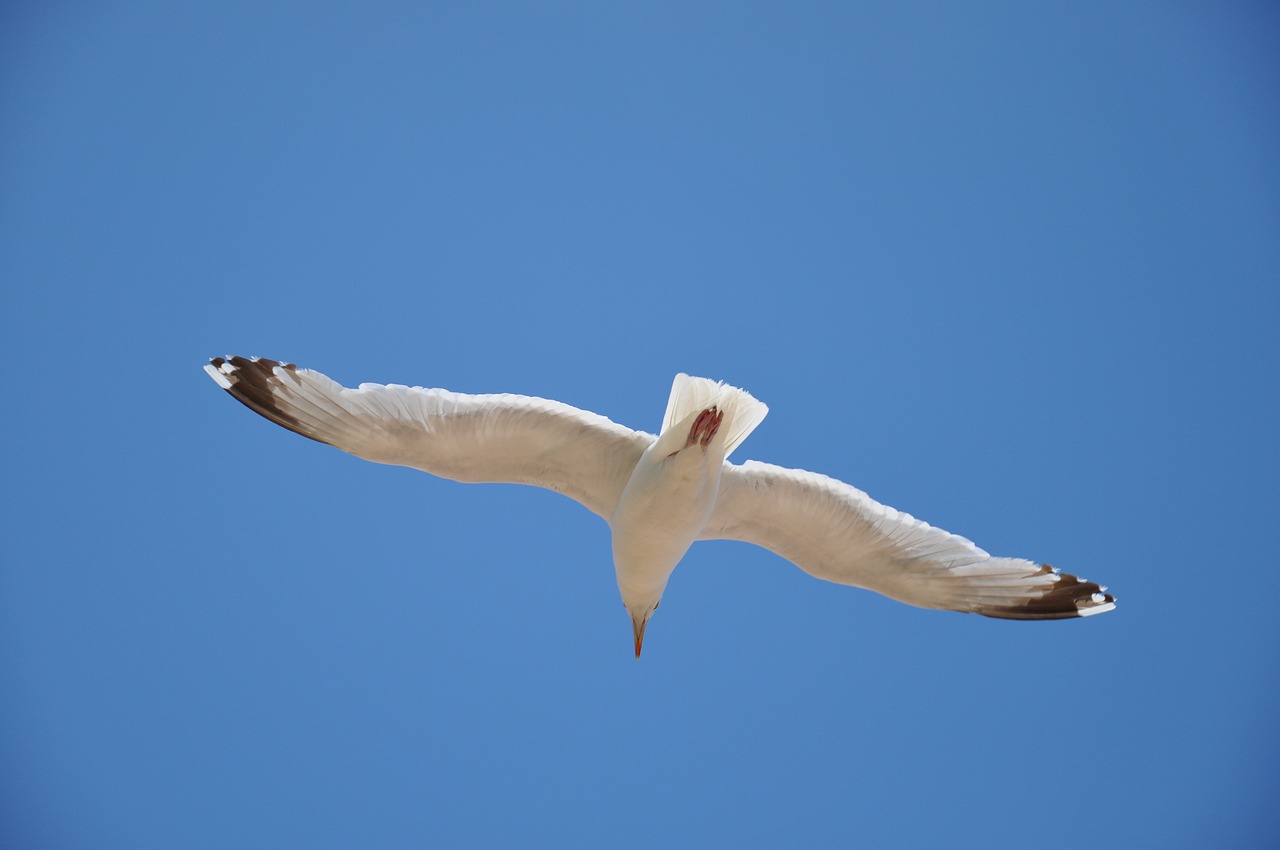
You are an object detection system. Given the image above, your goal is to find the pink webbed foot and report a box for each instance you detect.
[685,405,724,450]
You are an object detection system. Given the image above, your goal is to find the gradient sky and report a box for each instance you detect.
[2,3,1277,848]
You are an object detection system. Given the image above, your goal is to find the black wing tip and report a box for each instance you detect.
[204,356,295,394]
[207,355,295,375]
[981,564,1117,621]
[203,355,324,444]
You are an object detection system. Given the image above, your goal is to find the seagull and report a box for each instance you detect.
[205,357,1116,657]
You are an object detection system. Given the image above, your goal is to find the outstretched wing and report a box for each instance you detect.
[205,356,653,520]
[700,460,1115,619]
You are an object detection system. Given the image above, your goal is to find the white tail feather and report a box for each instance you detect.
[661,373,768,459]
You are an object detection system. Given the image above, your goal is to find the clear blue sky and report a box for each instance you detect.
[2,3,1277,848]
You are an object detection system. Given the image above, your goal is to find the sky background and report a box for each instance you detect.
[2,2,1277,848]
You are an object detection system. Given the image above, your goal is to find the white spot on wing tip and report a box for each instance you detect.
[204,363,234,389]
[1077,598,1117,617]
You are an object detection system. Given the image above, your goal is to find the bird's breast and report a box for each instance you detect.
[609,445,724,596]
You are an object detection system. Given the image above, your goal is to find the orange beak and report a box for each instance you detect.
[631,614,649,659]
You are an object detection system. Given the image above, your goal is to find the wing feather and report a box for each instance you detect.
[206,356,652,520]
[700,460,1115,619]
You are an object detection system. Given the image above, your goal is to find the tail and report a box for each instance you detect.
[661,373,768,459]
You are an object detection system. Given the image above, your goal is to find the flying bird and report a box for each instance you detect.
[205,357,1116,657]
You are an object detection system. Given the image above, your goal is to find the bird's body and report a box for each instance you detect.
[609,374,767,652]
[611,438,718,611]
[205,356,1115,656]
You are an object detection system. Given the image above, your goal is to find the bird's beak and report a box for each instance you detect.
[631,613,648,659]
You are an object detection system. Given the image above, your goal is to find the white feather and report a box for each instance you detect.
[211,357,651,520]
[700,460,1116,618]
[661,373,768,459]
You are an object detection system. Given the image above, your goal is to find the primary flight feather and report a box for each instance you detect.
[205,356,1116,656]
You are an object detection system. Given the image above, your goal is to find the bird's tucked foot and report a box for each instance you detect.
[685,406,723,450]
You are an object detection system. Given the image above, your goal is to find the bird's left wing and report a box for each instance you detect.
[700,460,1115,619]
[206,356,653,520]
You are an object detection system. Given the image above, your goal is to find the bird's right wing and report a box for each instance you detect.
[205,356,653,520]
[700,460,1115,619]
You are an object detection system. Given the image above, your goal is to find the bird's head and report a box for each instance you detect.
[627,599,662,659]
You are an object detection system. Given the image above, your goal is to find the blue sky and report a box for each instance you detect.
[2,2,1277,847]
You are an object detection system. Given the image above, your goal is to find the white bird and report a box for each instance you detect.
[205,357,1116,657]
